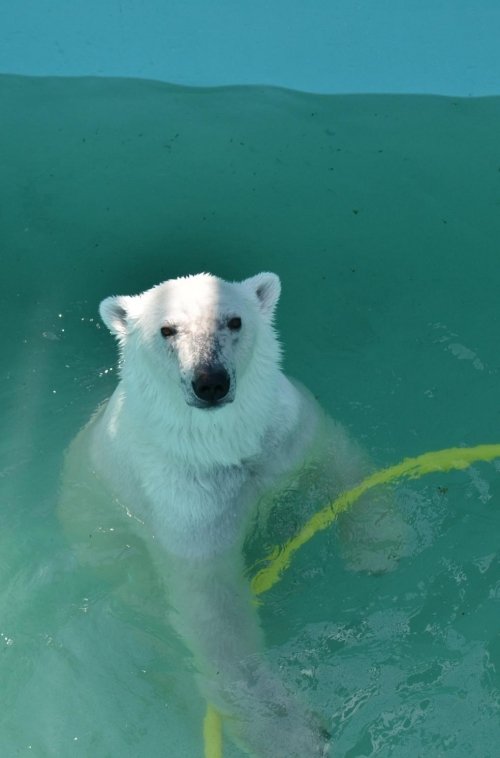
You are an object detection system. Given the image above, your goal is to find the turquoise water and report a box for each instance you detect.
[1,75,500,756]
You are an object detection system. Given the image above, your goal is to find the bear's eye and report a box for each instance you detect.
[228,317,242,331]
[160,325,177,338]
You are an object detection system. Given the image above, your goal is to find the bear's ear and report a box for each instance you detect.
[243,272,281,317]
[99,295,135,337]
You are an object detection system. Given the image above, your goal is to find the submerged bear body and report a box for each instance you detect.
[61,272,405,757]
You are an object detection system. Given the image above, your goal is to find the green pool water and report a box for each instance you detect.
[1,75,500,757]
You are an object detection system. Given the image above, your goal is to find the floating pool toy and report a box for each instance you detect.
[204,444,500,758]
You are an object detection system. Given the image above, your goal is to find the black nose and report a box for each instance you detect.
[192,368,230,405]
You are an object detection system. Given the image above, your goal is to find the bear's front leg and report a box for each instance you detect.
[161,547,330,758]
[308,416,410,574]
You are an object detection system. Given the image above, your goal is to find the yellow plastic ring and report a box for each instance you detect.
[204,443,500,757]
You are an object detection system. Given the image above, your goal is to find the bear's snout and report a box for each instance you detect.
[192,367,231,406]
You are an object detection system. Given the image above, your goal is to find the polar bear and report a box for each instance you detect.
[61,272,405,757]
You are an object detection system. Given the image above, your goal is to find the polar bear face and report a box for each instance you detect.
[99,272,281,410]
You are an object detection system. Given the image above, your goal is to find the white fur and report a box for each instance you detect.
[62,272,407,757]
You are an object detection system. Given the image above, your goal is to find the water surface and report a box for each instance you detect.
[1,76,500,756]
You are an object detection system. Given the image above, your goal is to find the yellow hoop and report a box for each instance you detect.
[204,704,223,758]
[203,443,500,757]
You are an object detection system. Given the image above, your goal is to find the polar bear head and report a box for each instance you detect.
[99,272,282,413]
